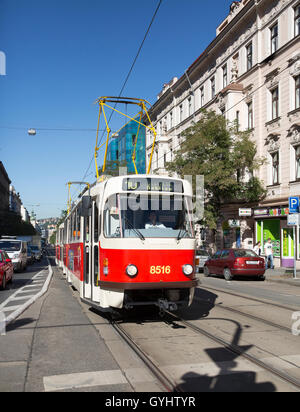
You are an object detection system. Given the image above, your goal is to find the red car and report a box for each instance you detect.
[0,249,14,290]
[203,249,265,281]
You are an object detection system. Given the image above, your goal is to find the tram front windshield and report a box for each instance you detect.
[104,194,194,239]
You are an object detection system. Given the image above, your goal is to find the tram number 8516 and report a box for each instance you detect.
[150,265,171,274]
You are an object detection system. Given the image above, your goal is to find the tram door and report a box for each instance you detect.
[91,200,101,303]
[83,213,91,299]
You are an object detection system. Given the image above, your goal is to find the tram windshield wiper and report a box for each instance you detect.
[122,215,145,241]
[177,228,188,241]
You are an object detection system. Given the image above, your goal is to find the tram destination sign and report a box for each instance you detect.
[122,177,184,193]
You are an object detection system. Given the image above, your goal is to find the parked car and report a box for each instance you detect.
[195,249,211,272]
[30,245,42,261]
[27,246,34,265]
[0,236,27,272]
[203,249,265,281]
[0,249,14,290]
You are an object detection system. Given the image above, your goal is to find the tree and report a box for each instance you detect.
[166,110,266,229]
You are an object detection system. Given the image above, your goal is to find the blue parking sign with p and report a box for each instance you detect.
[289,197,300,214]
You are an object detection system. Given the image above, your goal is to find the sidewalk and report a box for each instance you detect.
[265,267,300,287]
[0,264,160,392]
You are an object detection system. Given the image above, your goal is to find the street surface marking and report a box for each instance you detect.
[43,369,128,392]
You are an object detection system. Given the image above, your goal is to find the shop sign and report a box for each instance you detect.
[228,219,240,228]
[269,207,289,216]
[254,207,289,217]
[239,208,252,216]
[253,209,268,217]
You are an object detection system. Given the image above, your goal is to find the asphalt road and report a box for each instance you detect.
[197,274,300,309]
[0,257,49,305]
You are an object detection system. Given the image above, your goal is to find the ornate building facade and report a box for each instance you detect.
[145,0,300,267]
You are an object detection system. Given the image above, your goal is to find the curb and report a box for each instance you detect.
[4,260,53,326]
[265,277,300,288]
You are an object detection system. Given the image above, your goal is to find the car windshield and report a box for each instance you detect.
[0,241,21,251]
[104,194,194,239]
[196,250,209,256]
[234,250,257,257]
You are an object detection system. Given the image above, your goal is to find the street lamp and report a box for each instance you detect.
[28,128,36,136]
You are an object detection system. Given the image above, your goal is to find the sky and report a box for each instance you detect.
[0,0,234,219]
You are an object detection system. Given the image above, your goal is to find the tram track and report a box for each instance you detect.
[110,317,182,393]
[165,310,300,391]
[109,306,300,392]
[199,284,300,312]
[194,296,292,334]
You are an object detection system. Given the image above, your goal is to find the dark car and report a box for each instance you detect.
[203,248,265,281]
[27,246,34,265]
[0,249,14,290]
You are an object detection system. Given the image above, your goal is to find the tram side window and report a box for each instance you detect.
[94,204,99,243]
[76,209,80,241]
[104,198,121,238]
[94,245,98,286]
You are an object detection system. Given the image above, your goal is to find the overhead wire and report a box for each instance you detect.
[70,0,163,203]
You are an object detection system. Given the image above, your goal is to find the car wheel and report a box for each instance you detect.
[203,266,210,277]
[1,274,6,290]
[259,275,265,281]
[223,268,233,281]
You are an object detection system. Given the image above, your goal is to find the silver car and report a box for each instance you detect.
[195,249,211,272]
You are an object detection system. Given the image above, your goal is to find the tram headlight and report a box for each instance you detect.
[126,264,138,277]
[182,264,193,276]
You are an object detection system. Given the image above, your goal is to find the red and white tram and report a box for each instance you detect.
[56,175,198,313]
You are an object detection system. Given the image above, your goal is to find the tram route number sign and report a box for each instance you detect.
[123,177,184,193]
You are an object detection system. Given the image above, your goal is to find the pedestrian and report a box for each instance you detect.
[253,241,261,256]
[264,238,274,269]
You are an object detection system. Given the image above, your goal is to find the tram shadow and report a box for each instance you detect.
[176,288,218,321]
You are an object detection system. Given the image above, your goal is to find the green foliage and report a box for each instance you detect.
[166,110,266,229]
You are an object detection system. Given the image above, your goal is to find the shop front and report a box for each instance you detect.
[254,206,296,268]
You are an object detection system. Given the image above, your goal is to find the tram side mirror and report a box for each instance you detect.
[81,195,92,217]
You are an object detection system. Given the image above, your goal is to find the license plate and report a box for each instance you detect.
[246,261,260,265]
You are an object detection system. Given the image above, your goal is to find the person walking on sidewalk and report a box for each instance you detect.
[264,238,274,269]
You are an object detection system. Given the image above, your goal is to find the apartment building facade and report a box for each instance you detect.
[145,0,300,267]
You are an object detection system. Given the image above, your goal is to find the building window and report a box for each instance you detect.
[270,23,278,54]
[246,42,253,70]
[247,101,253,129]
[295,75,300,109]
[271,151,279,185]
[235,111,240,132]
[271,87,279,119]
[179,104,183,122]
[221,107,226,117]
[222,64,228,88]
[188,96,192,117]
[211,77,215,99]
[295,4,300,37]
[200,87,204,107]
[295,146,300,180]
[170,111,173,128]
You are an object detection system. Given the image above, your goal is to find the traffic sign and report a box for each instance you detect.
[289,196,300,214]
[287,214,300,226]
